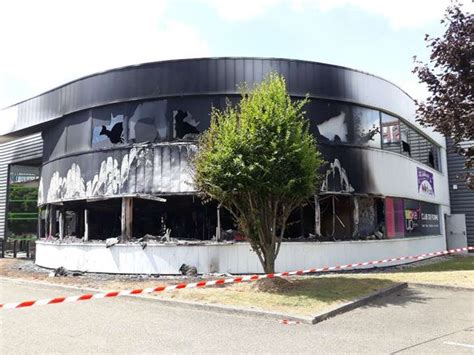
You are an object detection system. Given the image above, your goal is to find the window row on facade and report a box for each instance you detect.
[43,97,441,172]
[34,194,440,242]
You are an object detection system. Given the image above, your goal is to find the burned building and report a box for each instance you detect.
[0,58,450,273]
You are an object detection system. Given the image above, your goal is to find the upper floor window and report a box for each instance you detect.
[128,100,169,143]
[91,105,125,148]
[352,106,381,148]
[381,112,441,171]
[400,121,441,171]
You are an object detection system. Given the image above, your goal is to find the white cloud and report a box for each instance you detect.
[204,0,472,30]
[200,0,282,22]
[0,0,209,108]
[290,0,461,30]
[396,78,430,102]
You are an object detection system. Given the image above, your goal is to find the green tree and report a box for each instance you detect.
[413,1,473,187]
[194,73,324,273]
[8,183,38,238]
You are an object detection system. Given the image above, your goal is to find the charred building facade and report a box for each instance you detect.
[0,58,450,273]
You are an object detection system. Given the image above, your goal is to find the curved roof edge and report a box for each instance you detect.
[2,56,416,110]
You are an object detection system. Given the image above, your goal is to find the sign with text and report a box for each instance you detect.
[404,199,440,236]
[417,167,435,197]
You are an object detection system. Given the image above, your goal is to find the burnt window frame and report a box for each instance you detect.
[379,112,442,173]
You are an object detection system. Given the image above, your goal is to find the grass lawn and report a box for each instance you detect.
[340,255,474,289]
[156,255,473,315]
[1,255,471,317]
[401,255,474,272]
[155,277,394,317]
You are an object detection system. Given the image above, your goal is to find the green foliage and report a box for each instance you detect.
[194,73,324,273]
[7,183,38,237]
[413,1,473,187]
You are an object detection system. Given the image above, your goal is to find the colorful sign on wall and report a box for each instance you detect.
[385,197,405,238]
[417,167,435,197]
[404,199,440,236]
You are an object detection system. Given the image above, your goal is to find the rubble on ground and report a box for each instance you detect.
[179,264,198,276]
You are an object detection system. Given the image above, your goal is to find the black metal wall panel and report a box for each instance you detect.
[446,138,474,245]
[0,134,43,239]
[38,143,195,205]
[0,58,419,139]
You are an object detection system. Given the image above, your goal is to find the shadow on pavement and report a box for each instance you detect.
[362,285,432,309]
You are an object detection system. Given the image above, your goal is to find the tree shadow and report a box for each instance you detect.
[249,277,424,305]
[360,285,432,310]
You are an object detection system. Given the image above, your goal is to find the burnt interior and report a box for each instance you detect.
[173,110,201,140]
[38,97,442,244]
[99,122,124,144]
[39,196,235,241]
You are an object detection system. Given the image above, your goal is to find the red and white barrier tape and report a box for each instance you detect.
[279,319,301,325]
[1,246,472,311]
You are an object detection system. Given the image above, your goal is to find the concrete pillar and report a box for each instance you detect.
[49,205,57,238]
[121,197,133,241]
[216,204,222,241]
[314,195,321,237]
[58,210,64,240]
[84,209,89,241]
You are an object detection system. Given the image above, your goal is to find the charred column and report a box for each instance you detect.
[84,209,89,241]
[58,209,64,240]
[49,205,57,238]
[121,197,133,241]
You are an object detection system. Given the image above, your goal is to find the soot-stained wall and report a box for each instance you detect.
[34,58,444,207]
[39,96,382,204]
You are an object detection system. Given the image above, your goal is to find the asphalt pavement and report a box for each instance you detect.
[0,278,473,353]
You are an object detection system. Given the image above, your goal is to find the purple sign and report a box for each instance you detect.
[417,167,435,197]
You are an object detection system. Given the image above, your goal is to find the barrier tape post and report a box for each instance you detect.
[1,246,472,311]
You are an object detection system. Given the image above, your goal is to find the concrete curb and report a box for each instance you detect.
[136,282,408,325]
[409,282,474,292]
[0,277,105,293]
[310,282,407,324]
[134,295,315,324]
[1,277,407,325]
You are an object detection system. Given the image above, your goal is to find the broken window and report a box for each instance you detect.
[173,109,201,140]
[91,106,125,147]
[355,197,377,237]
[85,199,122,240]
[313,102,350,144]
[313,195,388,241]
[128,100,169,143]
[352,107,381,148]
[318,195,353,240]
[64,211,78,237]
[133,196,232,241]
[308,100,378,147]
[399,121,441,171]
[381,113,401,154]
[283,202,316,239]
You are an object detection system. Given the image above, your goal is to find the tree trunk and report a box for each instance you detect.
[263,248,275,274]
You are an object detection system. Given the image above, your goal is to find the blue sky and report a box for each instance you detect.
[0,0,471,109]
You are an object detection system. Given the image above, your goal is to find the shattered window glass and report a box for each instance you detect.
[352,106,381,148]
[168,96,222,140]
[173,109,201,140]
[381,113,401,154]
[309,101,350,144]
[128,100,169,143]
[398,121,441,171]
[92,107,125,147]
